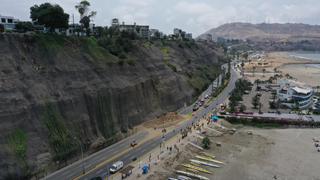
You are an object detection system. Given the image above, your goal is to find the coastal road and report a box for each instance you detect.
[43,131,149,180]
[79,66,240,180]
[43,64,240,180]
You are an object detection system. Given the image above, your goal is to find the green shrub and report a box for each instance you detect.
[118,53,127,59]
[118,60,125,66]
[202,136,211,149]
[42,103,77,161]
[8,129,27,162]
[167,63,177,72]
[127,59,136,66]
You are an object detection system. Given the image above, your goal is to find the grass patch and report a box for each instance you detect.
[167,63,177,72]
[8,129,27,162]
[161,47,170,62]
[42,103,77,162]
[188,65,221,95]
[143,41,152,48]
[82,37,115,63]
[35,34,65,58]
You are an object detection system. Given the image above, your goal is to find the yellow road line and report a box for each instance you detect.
[72,135,156,180]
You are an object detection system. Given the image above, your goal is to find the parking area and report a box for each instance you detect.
[240,83,290,114]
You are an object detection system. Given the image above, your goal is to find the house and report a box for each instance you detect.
[185,33,193,40]
[173,28,193,40]
[118,22,149,39]
[0,15,19,31]
[277,79,314,109]
[66,24,86,36]
[149,29,159,38]
[111,18,119,27]
[149,29,165,39]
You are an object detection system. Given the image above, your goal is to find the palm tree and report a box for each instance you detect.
[252,66,256,77]
[273,67,277,76]
[285,73,291,79]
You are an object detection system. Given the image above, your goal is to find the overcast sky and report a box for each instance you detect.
[1,0,320,36]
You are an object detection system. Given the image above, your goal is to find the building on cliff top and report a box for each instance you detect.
[111,18,150,39]
[172,28,193,40]
[0,14,19,31]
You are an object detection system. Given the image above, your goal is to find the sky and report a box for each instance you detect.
[1,0,320,36]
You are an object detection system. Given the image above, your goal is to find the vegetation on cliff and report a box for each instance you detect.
[42,103,78,162]
[0,32,226,179]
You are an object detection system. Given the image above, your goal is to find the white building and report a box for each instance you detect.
[277,79,314,109]
[118,22,149,39]
[0,15,19,31]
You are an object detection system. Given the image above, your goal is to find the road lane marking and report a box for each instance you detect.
[73,135,158,180]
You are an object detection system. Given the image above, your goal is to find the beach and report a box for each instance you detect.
[136,119,320,180]
[244,52,320,86]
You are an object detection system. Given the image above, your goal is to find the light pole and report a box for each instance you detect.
[74,137,85,174]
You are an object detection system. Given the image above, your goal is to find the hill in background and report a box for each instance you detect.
[199,22,320,42]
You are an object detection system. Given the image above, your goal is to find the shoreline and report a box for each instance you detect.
[244,52,320,86]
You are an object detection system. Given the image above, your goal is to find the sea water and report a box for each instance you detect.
[287,51,320,68]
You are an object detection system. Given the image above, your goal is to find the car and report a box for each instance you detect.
[132,156,137,161]
[130,140,137,147]
[90,177,102,180]
[204,94,209,99]
[109,161,124,174]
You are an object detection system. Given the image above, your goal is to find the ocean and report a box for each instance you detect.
[287,51,320,68]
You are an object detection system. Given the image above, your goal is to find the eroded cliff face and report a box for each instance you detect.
[0,34,224,178]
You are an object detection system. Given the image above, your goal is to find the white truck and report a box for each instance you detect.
[109,161,124,174]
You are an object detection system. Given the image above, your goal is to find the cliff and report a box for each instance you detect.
[0,33,225,179]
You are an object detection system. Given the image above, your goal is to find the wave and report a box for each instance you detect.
[288,52,320,62]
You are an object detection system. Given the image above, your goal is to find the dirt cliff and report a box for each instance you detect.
[0,33,225,178]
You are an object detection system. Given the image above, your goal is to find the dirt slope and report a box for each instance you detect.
[0,33,225,179]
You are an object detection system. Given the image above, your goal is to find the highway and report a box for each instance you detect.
[44,131,149,180]
[43,64,240,180]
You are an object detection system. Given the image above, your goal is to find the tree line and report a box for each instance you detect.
[17,1,96,34]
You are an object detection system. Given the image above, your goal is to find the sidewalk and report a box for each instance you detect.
[121,117,211,180]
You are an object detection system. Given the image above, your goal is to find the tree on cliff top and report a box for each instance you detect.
[30,3,69,31]
[75,0,97,33]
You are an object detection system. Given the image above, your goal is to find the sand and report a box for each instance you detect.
[141,120,320,180]
[244,52,320,86]
[280,64,320,86]
[213,128,320,180]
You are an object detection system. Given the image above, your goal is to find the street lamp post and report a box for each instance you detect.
[74,137,85,174]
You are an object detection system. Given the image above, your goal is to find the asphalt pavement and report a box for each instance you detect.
[80,66,239,180]
[43,64,240,180]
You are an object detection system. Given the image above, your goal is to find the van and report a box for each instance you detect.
[177,176,192,180]
[109,161,124,174]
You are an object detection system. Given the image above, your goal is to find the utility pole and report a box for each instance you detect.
[74,137,85,174]
[72,14,75,27]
